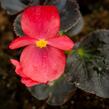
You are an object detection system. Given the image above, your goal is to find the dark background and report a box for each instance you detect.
[0,0,109,109]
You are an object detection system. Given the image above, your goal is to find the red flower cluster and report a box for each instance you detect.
[9,6,74,87]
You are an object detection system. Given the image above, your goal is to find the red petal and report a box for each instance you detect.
[20,45,66,83]
[10,59,40,87]
[21,77,39,87]
[48,35,74,50]
[21,6,60,39]
[9,36,35,49]
[10,59,26,77]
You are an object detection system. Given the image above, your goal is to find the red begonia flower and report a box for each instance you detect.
[9,6,74,87]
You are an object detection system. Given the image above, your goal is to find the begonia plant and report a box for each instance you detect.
[1,0,109,106]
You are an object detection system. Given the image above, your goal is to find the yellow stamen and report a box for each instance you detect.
[36,39,48,48]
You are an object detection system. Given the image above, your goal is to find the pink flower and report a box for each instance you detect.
[9,6,74,87]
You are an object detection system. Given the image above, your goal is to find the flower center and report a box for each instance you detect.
[36,39,48,48]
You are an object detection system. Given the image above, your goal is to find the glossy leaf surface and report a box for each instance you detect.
[68,30,109,98]
[0,0,40,15]
[13,14,25,36]
[0,0,27,14]
[28,73,76,105]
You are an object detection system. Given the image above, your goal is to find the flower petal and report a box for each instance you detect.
[21,77,39,87]
[10,59,39,87]
[20,45,66,83]
[21,6,60,39]
[10,59,25,77]
[48,35,74,50]
[9,36,35,49]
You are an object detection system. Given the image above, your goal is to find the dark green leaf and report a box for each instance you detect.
[13,14,25,36]
[0,0,40,15]
[60,0,83,36]
[28,84,49,100]
[48,0,67,11]
[68,30,109,98]
[66,16,84,36]
[0,0,27,15]
[47,75,76,105]
[28,74,76,105]
[48,0,83,36]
